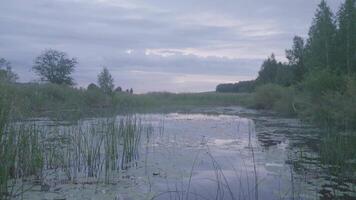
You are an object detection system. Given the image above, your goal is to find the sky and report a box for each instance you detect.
[0,0,341,93]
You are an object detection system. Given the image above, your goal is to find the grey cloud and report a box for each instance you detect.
[0,0,341,92]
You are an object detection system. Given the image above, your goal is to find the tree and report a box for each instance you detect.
[33,49,77,85]
[0,58,18,83]
[216,81,255,93]
[256,54,279,84]
[115,86,122,92]
[305,0,337,70]
[97,67,114,94]
[286,36,306,81]
[87,83,100,91]
[256,54,295,87]
[336,0,356,75]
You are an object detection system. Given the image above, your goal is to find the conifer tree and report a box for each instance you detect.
[305,0,337,71]
[336,0,356,75]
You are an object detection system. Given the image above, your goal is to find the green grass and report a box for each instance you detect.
[1,82,252,119]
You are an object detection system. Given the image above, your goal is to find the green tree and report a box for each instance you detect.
[286,36,306,81]
[257,54,295,86]
[257,54,279,84]
[305,0,337,71]
[87,83,100,91]
[33,49,77,85]
[0,58,18,83]
[336,0,356,75]
[115,86,122,92]
[97,67,114,94]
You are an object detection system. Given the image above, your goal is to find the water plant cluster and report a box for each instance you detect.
[0,115,149,199]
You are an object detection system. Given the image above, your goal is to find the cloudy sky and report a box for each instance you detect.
[0,0,340,93]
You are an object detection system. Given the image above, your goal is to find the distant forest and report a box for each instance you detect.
[217,0,356,93]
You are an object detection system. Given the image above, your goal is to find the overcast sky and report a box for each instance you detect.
[0,0,340,93]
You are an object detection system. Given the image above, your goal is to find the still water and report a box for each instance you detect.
[19,107,356,200]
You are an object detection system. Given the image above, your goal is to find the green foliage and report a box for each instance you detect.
[319,133,356,177]
[323,86,356,130]
[253,84,295,115]
[216,80,255,93]
[301,69,346,98]
[256,54,295,86]
[0,122,43,199]
[0,116,146,198]
[33,49,77,85]
[114,86,122,92]
[87,83,100,91]
[0,58,18,83]
[336,0,356,75]
[0,84,10,124]
[237,0,356,132]
[0,82,253,119]
[305,0,337,71]
[286,36,306,81]
[97,67,114,95]
[294,71,356,130]
[256,54,279,84]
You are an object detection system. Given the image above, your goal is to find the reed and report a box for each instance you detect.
[0,123,44,199]
[0,114,150,198]
[121,117,142,170]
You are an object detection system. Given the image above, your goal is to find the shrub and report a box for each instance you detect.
[301,69,346,98]
[253,84,295,115]
[297,72,356,130]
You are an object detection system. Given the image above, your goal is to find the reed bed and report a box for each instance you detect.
[0,123,44,199]
[0,116,150,199]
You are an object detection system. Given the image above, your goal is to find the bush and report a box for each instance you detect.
[301,69,346,98]
[297,72,356,130]
[253,84,295,115]
[318,78,356,130]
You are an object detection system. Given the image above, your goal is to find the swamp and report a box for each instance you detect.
[1,106,355,199]
[1,0,356,199]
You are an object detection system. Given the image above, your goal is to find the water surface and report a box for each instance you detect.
[18,107,356,200]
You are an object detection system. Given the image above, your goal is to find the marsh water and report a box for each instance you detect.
[16,107,356,200]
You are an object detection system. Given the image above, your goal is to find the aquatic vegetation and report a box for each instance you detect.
[319,133,356,180]
[0,116,150,199]
[0,123,44,199]
[1,109,355,199]
[121,117,142,170]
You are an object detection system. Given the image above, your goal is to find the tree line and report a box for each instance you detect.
[0,49,134,94]
[217,0,356,92]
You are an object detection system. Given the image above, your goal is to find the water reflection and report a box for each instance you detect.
[13,109,356,200]
[253,115,356,199]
